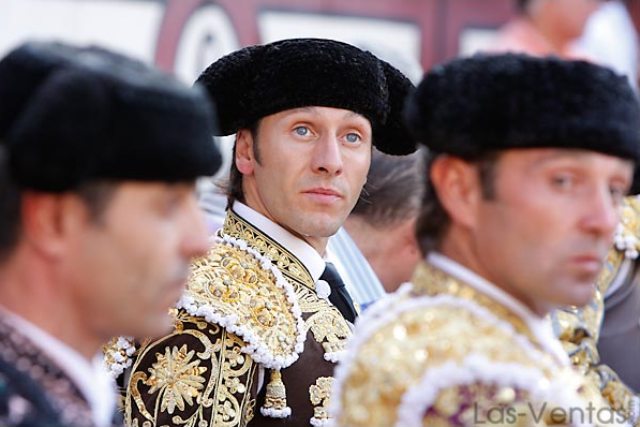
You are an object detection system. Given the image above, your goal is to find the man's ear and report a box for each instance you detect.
[21,192,88,258]
[235,129,256,176]
[430,156,484,230]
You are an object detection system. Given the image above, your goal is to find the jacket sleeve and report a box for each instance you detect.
[124,310,259,427]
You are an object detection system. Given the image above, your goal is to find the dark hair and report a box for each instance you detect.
[221,121,260,208]
[0,148,22,262]
[416,151,500,255]
[0,165,116,262]
[351,149,425,228]
[74,181,117,224]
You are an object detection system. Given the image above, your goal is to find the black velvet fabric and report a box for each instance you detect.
[196,38,417,155]
[0,41,222,192]
[405,53,640,163]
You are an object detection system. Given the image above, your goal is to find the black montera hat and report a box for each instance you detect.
[405,53,640,163]
[0,41,222,192]
[196,38,417,155]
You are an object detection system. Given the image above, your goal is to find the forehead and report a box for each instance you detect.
[261,106,371,127]
[497,148,634,173]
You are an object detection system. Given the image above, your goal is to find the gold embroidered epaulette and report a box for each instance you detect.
[331,265,598,427]
[595,196,640,296]
[177,234,306,370]
[613,196,640,259]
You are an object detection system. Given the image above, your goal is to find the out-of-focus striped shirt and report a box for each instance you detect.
[326,227,386,309]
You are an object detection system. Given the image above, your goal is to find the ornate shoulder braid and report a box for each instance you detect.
[178,234,306,370]
[223,210,316,290]
[331,262,603,427]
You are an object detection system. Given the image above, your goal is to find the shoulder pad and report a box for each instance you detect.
[177,235,306,370]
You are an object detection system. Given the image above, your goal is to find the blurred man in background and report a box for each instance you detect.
[489,0,601,58]
[329,150,424,305]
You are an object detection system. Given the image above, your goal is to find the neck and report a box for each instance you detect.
[344,218,380,255]
[233,200,329,255]
[302,235,329,256]
[439,229,549,317]
[0,249,100,360]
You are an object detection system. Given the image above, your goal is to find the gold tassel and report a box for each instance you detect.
[260,369,291,418]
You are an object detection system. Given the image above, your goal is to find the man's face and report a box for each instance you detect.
[63,182,209,339]
[463,149,633,315]
[238,106,372,251]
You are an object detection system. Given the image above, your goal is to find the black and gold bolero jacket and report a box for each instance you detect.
[111,210,351,427]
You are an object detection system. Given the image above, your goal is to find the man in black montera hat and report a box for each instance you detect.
[0,41,222,427]
[332,54,640,427]
[121,38,416,427]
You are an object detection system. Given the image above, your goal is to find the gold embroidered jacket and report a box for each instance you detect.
[120,210,351,427]
[550,196,640,425]
[332,262,620,427]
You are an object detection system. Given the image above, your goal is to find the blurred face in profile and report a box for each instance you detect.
[62,182,209,340]
[435,148,632,316]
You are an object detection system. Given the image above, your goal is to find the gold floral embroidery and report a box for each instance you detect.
[221,210,351,357]
[146,345,207,414]
[306,310,350,355]
[126,209,353,426]
[310,377,334,423]
[188,242,302,364]
[126,320,257,427]
[223,210,315,290]
[213,331,256,426]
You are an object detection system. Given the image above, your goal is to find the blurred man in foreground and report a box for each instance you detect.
[0,41,221,427]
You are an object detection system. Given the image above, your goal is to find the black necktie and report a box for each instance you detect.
[320,262,358,323]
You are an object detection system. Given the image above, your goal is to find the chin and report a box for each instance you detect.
[297,219,342,239]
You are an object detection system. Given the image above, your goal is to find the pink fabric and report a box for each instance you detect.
[486,17,591,60]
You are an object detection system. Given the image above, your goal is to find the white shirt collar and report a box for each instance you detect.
[0,306,116,427]
[232,202,326,282]
[427,252,569,365]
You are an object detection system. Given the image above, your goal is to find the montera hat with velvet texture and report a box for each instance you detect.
[405,53,640,162]
[196,38,417,155]
[0,41,222,192]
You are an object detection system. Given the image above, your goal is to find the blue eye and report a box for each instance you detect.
[345,133,361,144]
[294,126,309,136]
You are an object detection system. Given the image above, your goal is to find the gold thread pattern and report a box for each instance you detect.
[187,240,302,364]
[125,314,256,427]
[334,262,610,427]
[310,377,334,424]
[223,211,315,290]
[124,210,352,426]
[146,344,207,414]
